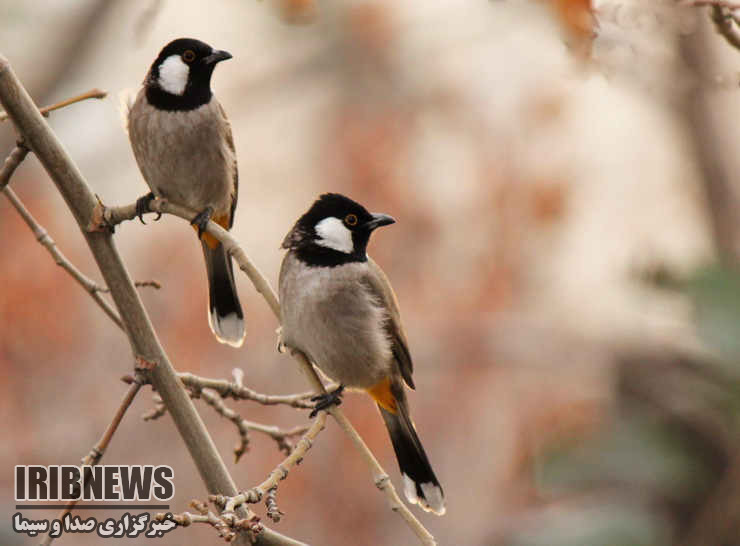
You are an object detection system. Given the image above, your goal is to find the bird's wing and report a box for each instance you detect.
[363,257,415,389]
[118,87,138,135]
[218,101,239,229]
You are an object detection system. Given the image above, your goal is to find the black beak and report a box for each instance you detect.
[204,49,233,65]
[363,213,396,231]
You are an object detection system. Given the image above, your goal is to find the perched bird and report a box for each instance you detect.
[126,38,245,347]
[279,193,445,515]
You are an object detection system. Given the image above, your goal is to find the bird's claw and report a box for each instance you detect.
[191,206,214,239]
[135,193,161,224]
[309,385,345,418]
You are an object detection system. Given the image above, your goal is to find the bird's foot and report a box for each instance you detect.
[309,385,345,418]
[191,206,214,239]
[135,192,161,224]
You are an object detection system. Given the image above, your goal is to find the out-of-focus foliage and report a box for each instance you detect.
[507,264,740,545]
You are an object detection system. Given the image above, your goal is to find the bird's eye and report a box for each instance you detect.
[182,50,196,63]
[344,214,358,227]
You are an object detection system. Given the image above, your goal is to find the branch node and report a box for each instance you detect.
[374,473,391,491]
[265,488,284,523]
[134,355,158,372]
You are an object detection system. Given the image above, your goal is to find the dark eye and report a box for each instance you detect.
[344,214,358,227]
[182,50,196,63]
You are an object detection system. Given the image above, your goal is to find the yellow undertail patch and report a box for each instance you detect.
[367,377,398,414]
[194,213,230,250]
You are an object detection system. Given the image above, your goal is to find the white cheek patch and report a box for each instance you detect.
[315,217,353,254]
[157,55,189,95]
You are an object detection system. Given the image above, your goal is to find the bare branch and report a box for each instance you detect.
[0,143,28,191]
[154,499,264,543]
[199,388,310,460]
[96,278,162,293]
[264,488,283,523]
[40,379,144,546]
[2,184,125,330]
[179,371,316,409]
[0,87,107,122]
[142,394,167,421]
[101,198,437,544]
[682,0,740,9]
[710,5,740,50]
[0,56,304,546]
[214,412,327,516]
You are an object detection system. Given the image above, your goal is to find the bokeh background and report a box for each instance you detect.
[2,0,740,544]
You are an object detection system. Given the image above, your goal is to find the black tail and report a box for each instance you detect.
[379,398,445,515]
[201,241,245,347]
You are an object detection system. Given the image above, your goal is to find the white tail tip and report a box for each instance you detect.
[209,311,245,348]
[403,474,446,516]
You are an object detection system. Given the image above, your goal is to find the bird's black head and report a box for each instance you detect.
[145,38,232,111]
[282,193,395,267]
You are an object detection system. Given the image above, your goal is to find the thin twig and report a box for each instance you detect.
[199,388,310,460]
[153,499,263,542]
[179,372,315,409]
[682,0,740,9]
[0,143,28,191]
[40,379,144,546]
[101,198,437,545]
[710,5,740,50]
[2,185,124,330]
[215,412,327,514]
[142,394,167,421]
[96,279,162,293]
[0,88,106,122]
[264,488,283,523]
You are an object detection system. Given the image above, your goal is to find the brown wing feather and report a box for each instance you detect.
[364,257,415,389]
[218,101,238,229]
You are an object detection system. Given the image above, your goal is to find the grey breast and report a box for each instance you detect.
[128,92,235,216]
[279,252,393,389]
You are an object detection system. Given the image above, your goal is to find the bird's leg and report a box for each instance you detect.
[135,192,161,224]
[309,384,345,418]
[191,206,215,239]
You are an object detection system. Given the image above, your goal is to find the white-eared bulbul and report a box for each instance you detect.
[278,193,445,515]
[126,38,245,347]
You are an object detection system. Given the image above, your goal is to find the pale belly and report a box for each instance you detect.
[280,258,393,389]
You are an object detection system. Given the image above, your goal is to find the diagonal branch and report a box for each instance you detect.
[3,183,125,329]
[102,198,438,545]
[710,5,740,50]
[0,55,304,546]
[0,143,28,191]
[40,378,144,546]
[214,412,327,517]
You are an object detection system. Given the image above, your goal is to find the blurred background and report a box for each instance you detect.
[2,0,740,544]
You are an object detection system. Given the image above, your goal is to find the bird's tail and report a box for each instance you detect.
[201,241,245,347]
[375,380,445,515]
